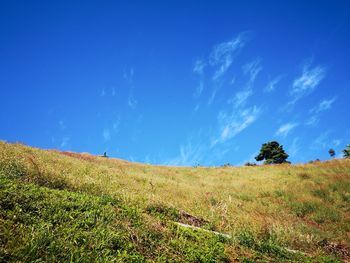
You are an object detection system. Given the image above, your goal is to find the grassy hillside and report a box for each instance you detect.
[0,141,349,262]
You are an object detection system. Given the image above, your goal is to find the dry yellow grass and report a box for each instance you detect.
[1,141,349,261]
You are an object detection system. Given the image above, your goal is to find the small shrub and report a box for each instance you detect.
[340,192,350,203]
[274,189,286,197]
[311,208,340,224]
[209,196,219,206]
[145,203,180,221]
[291,201,318,217]
[258,240,289,259]
[298,173,311,179]
[259,191,271,198]
[236,194,253,202]
[238,231,256,248]
[312,188,332,202]
[237,230,299,261]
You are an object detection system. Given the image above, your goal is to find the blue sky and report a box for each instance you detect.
[1,1,349,166]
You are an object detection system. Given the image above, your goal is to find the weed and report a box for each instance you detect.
[298,172,311,179]
[312,188,333,202]
[238,231,256,248]
[145,203,180,221]
[311,208,340,224]
[291,201,318,218]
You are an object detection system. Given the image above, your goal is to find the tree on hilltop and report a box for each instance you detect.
[255,141,290,164]
[328,148,335,158]
[343,144,350,158]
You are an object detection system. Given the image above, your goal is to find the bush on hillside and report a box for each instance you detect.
[343,144,350,158]
[255,141,290,164]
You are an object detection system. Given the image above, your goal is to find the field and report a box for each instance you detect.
[0,141,349,262]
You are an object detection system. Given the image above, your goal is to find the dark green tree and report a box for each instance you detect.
[255,141,290,164]
[343,144,350,158]
[328,148,335,158]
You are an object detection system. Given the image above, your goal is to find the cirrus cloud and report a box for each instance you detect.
[275,122,298,137]
[290,62,326,104]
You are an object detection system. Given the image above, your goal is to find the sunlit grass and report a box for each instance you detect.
[1,141,349,262]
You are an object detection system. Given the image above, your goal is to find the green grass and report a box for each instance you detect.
[1,141,349,262]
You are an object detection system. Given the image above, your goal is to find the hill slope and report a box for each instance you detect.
[0,142,349,262]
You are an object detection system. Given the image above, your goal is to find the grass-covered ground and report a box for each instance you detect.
[0,141,349,262]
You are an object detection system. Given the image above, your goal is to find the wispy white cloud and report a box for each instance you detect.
[214,106,261,145]
[228,89,253,108]
[264,75,282,93]
[124,67,138,110]
[242,58,262,83]
[305,116,319,126]
[310,131,330,150]
[227,59,262,108]
[128,91,137,109]
[306,97,336,126]
[287,137,300,158]
[189,34,262,155]
[166,141,205,166]
[275,122,298,137]
[191,33,252,105]
[193,60,206,98]
[209,33,249,68]
[60,137,70,148]
[205,32,250,104]
[310,97,336,114]
[193,59,206,75]
[212,57,233,81]
[100,87,117,97]
[207,89,217,105]
[229,76,236,85]
[310,137,343,158]
[208,57,262,146]
[123,68,134,82]
[332,139,341,147]
[103,129,111,142]
[290,62,326,104]
[194,81,204,98]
